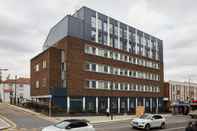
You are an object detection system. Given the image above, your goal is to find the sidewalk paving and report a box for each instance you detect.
[0,117,11,130]
[54,114,136,124]
[8,104,172,124]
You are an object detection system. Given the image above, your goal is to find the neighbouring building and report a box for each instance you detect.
[166,81,197,104]
[31,6,164,114]
[0,78,30,102]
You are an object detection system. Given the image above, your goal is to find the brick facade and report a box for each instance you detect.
[31,36,164,98]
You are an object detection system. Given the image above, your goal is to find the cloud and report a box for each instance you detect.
[0,0,197,82]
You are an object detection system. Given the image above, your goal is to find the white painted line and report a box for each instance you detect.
[0,113,16,129]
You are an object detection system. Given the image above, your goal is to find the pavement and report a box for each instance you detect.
[7,104,172,124]
[0,103,194,131]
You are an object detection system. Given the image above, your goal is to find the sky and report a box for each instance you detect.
[0,0,197,82]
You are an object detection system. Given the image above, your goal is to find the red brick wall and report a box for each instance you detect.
[31,36,164,98]
[31,47,61,96]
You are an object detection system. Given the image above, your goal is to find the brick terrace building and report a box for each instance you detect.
[31,7,164,114]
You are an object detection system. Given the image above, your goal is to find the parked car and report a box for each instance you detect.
[42,119,95,131]
[131,114,166,130]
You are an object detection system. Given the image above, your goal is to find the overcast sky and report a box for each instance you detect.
[0,0,197,82]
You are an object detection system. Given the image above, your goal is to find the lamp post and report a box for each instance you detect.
[14,75,17,104]
[0,68,8,102]
[110,83,113,120]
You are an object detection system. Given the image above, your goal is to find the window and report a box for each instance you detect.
[110,37,113,47]
[114,38,118,48]
[114,26,118,36]
[98,32,102,43]
[43,60,47,69]
[109,66,113,74]
[110,24,113,34]
[35,80,39,88]
[120,40,123,50]
[153,115,163,119]
[98,19,102,30]
[42,78,47,87]
[91,47,96,54]
[91,17,96,28]
[35,64,39,72]
[103,22,107,32]
[85,62,90,71]
[104,50,108,58]
[86,80,96,89]
[91,30,96,42]
[119,28,123,38]
[123,29,127,39]
[91,64,96,71]
[68,122,88,129]
[104,65,108,73]
[92,81,96,88]
[63,80,67,88]
[115,83,119,90]
[103,35,107,45]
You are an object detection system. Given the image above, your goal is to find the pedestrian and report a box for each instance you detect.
[192,121,197,131]
[106,108,110,117]
[185,121,193,131]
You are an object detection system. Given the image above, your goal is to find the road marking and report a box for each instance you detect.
[0,113,16,130]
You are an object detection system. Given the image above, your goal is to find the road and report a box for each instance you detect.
[0,103,195,131]
[95,118,190,131]
[0,103,53,130]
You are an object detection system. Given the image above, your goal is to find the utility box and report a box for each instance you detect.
[136,106,145,116]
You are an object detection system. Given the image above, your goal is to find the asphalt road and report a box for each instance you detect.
[0,103,196,131]
[0,104,53,130]
[95,115,195,131]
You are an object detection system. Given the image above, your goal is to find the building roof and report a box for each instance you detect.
[2,78,30,85]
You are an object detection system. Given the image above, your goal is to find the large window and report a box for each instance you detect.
[110,24,113,34]
[98,32,102,43]
[114,38,118,48]
[119,28,123,38]
[114,26,118,36]
[103,22,107,32]
[103,35,107,45]
[91,30,96,42]
[91,17,96,28]
[98,19,102,30]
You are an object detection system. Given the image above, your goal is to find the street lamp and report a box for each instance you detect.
[0,68,8,102]
[14,75,17,104]
[110,83,113,120]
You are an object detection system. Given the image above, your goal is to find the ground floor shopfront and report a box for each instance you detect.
[59,96,164,114]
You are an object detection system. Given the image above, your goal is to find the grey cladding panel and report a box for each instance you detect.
[68,16,84,40]
[43,17,69,49]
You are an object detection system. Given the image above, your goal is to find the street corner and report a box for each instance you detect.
[0,113,16,130]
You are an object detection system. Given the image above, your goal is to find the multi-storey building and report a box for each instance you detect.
[167,81,197,103]
[31,7,164,114]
